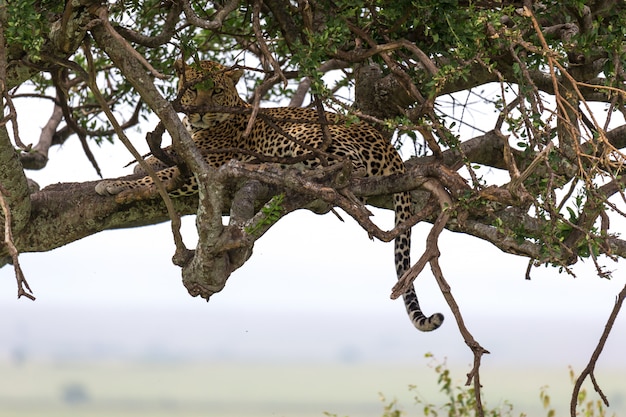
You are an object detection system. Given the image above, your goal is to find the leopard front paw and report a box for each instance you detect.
[95,180,129,196]
[96,180,161,203]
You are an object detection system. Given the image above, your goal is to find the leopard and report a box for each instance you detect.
[95,60,444,332]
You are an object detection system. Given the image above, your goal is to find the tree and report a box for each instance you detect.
[1,1,625,415]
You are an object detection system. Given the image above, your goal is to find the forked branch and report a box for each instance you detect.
[570,283,626,416]
[391,179,451,298]
[391,178,489,416]
[431,256,490,417]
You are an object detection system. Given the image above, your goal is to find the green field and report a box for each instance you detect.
[0,360,624,417]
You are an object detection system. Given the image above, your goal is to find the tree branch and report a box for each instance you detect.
[431,255,490,417]
[0,179,197,264]
[390,177,490,415]
[0,124,31,235]
[570,283,626,416]
[181,0,240,30]
[0,183,35,300]
[18,101,63,170]
[114,1,181,47]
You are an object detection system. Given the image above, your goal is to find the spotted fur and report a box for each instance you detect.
[96,60,443,331]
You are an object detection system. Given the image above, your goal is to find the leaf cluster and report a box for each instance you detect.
[3,0,62,61]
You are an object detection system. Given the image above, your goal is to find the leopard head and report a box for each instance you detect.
[174,60,246,127]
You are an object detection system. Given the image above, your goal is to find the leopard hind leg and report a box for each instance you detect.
[133,147,178,175]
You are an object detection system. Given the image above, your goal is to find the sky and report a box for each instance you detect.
[1,79,626,416]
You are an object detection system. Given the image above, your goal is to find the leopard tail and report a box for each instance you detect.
[394,192,444,332]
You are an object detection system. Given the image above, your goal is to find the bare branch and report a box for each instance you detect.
[0,183,35,300]
[390,177,490,414]
[114,1,181,47]
[431,255,489,416]
[391,179,452,298]
[181,0,240,30]
[570,283,626,416]
[18,102,62,170]
[83,40,188,261]
[252,0,287,86]
[289,60,348,108]
[93,6,166,80]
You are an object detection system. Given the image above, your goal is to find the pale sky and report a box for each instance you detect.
[2,81,626,375]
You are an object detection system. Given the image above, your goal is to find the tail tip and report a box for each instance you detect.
[416,312,444,332]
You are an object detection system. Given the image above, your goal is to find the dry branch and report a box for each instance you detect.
[391,179,451,298]
[84,27,188,262]
[390,177,490,415]
[181,0,240,30]
[0,184,35,300]
[570,283,626,416]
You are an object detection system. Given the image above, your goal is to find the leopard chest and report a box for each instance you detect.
[189,116,248,153]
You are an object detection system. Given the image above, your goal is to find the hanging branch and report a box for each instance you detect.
[242,0,288,138]
[81,39,188,260]
[431,254,489,417]
[390,178,489,416]
[570,283,626,416]
[390,179,452,298]
[0,184,35,300]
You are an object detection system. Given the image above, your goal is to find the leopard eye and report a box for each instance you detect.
[213,87,223,95]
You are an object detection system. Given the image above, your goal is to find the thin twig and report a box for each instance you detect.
[252,0,287,86]
[0,184,35,300]
[431,256,489,417]
[312,94,332,160]
[82,39,188,257]
[570,283,626,416]
[243,73,280,137]
[242,0,287,137]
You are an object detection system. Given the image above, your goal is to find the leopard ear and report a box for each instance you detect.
[174,59,185,75]
[226,68,244,84]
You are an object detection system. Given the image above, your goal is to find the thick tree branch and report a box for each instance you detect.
[0,180,197,265]
[4,147,626,295]
[0,124,30,235]
[18,102,63,170]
